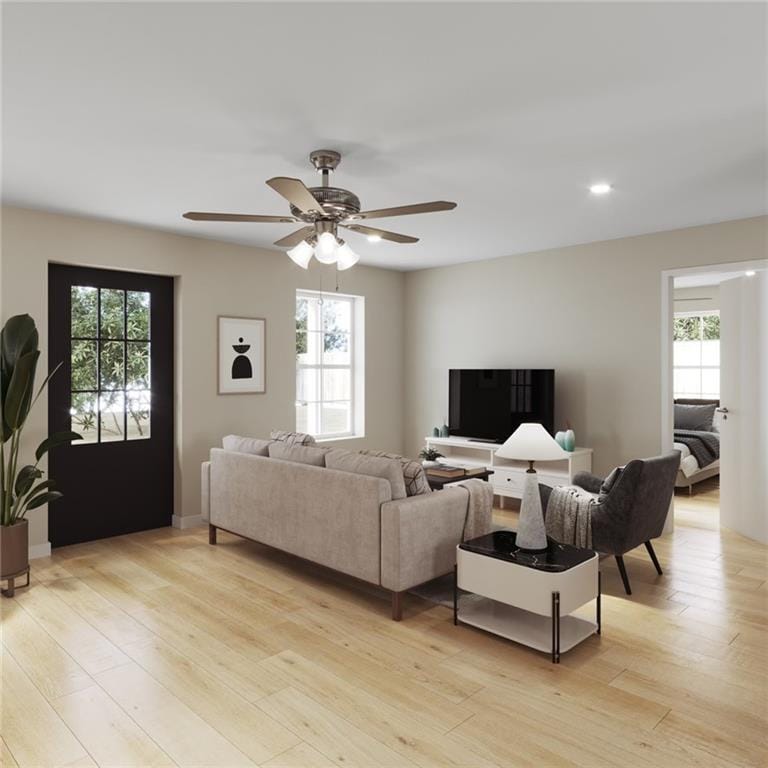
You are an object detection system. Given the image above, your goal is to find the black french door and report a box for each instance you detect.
[48,265,174,546]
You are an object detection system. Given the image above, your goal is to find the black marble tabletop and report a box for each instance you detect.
[459,530,595,572]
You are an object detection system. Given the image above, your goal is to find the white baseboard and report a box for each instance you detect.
[172,514,204,530]
[29,542,52,560]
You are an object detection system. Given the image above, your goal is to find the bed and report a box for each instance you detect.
[673,398,721,494]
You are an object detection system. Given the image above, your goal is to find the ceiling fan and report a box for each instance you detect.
[183,149,457,270]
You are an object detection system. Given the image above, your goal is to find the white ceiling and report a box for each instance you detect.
[2,2,766,270]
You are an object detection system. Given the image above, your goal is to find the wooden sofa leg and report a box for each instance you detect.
[615,556,632,595]
[209,524,217,545]
[645,541,663,575]
[392,590,403,621]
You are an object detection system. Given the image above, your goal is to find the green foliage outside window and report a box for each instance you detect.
[673,313,720,342]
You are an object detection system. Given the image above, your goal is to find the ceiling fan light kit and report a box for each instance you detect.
[183,149,457,270]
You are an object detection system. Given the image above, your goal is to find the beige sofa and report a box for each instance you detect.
[201,446,492,620]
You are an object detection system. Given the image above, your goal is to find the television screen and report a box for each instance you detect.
[448,369,555,442]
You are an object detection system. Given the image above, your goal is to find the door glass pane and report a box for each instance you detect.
[70,392,98,444]
[99,391,125,442]
[126,390,151,440]
[100,341,124,389]
[126,291,150,340]
[322,369,351,401]
[71,286,97,337]
[321,401,351,435]
[323,332,350,364]
[100,289,124,338]
[127,342,150,389]
[71,340,97,391]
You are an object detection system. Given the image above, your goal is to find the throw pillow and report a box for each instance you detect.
[270,429,316,447]
[325,450,407,500]
[222,435,273,456]
[599,466,623,502]
[674,403,716,432]
[268,442,327,466]
[359,449,432,496]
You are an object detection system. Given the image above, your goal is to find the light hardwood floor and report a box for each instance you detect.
[2,481,766,767]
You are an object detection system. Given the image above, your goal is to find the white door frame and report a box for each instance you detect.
[660,258,768,531]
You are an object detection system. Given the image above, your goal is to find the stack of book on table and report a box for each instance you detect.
[427,465,486,479]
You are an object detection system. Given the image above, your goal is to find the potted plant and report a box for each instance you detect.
[1,314,80,595]
[418,446,444,468]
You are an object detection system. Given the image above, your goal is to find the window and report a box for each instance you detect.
[70,285,151,443]
[673,311,720,399]
[296,290,364,439]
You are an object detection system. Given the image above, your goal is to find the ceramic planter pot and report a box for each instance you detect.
[1,520,29,579]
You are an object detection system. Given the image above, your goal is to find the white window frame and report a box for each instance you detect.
[296,289,365,441]
[673,309,720,400]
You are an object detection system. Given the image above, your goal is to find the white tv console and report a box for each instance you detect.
[425,436,593,502]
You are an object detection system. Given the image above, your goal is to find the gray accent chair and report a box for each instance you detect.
[540,451,680,595]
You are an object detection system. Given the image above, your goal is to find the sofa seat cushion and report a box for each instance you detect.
[359,450,432,497]
[325,450,407,500]
[268,442,327,466]
[270,429,316,446]
[222,434,274,456]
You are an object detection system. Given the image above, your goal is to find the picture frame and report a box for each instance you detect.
[217,316,266,394]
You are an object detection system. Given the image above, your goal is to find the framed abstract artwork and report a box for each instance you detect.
[217,316,266,394]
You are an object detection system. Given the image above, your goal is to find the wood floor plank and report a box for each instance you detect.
[261,742,336,768]
[94,661,256,767]
[1,649,95,768]
[51,686,176,767]
[1,739,19,768]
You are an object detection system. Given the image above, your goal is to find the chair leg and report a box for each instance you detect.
[645,540,663,575]
[208,524,217,545]
[615,556,632,595]
[391,590,403,621]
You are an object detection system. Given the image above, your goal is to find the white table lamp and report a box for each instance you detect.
[495,423,568,552]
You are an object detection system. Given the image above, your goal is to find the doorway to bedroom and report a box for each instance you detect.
[662,260,768,541]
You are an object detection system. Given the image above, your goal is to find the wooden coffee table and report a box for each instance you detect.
[425,467,493,490]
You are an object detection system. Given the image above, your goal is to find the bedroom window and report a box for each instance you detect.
[295,290,365,440]
[673,311,720,399]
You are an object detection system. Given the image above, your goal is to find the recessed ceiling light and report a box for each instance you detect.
[589,183,612,195]
[367,234,382,243]
[745,270,756,277]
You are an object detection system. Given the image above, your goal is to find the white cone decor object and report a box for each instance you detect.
[517,471,548,551]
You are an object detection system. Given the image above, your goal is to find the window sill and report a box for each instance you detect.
[315,433,366,444]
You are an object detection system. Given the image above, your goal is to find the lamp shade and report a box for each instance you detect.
[286,240,313,269]
[495,423,568,462]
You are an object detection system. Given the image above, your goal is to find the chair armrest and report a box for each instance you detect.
[572,471,604,494]
[201,461,211,522]
[380,488,491,592]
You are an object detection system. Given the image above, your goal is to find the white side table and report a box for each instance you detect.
[454,530,600,663]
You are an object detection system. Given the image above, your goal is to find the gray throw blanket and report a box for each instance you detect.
[674,429,720,468]
[454,478,494,541]
[546,485,595,549]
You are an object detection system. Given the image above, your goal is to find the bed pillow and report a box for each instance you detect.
[268,442,327,466]
[359,449,432,496]
[325,450,407,500]
[270,429,316,447]
[674,403,716,431]
[222,435,273,456]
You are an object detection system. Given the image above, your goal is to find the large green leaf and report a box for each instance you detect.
[3,349,40,431]
[35,431,83,461]
[25,491,63,511]
[14,465,42,496]
[1,315,39,372]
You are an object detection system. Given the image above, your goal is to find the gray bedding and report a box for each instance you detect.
[674,429,720,469]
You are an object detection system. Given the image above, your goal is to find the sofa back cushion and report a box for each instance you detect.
[222,434,273,456]
[270,429,316,446]
[268,442,327,466]
[325,450,407,500]
[359,449,432,497]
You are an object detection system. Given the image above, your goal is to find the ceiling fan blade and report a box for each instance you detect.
[342,224,419,244]
[265,177,324,215]
[352,201,456,221]
[183,212,297,223]
[273,226,315,248]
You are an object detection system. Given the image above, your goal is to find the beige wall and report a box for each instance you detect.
[0,206,405,551]
[673,285,720,313]
[403,216,767,476]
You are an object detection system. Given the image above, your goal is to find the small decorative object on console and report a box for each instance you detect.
[495,423,568,552]
[418,446,444,468]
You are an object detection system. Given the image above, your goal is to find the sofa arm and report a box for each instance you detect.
[201,461,211,522]
[380,487,491,592]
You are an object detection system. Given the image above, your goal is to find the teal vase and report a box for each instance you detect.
[440,423,449,438]
[554,431,567,449]
[563,429,576,452]
[432,427,440,437]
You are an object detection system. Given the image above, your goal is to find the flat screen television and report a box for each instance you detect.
[448,369,555,443]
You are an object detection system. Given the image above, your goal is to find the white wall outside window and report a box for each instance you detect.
[673,310,720,399]
[296,290,365,440]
